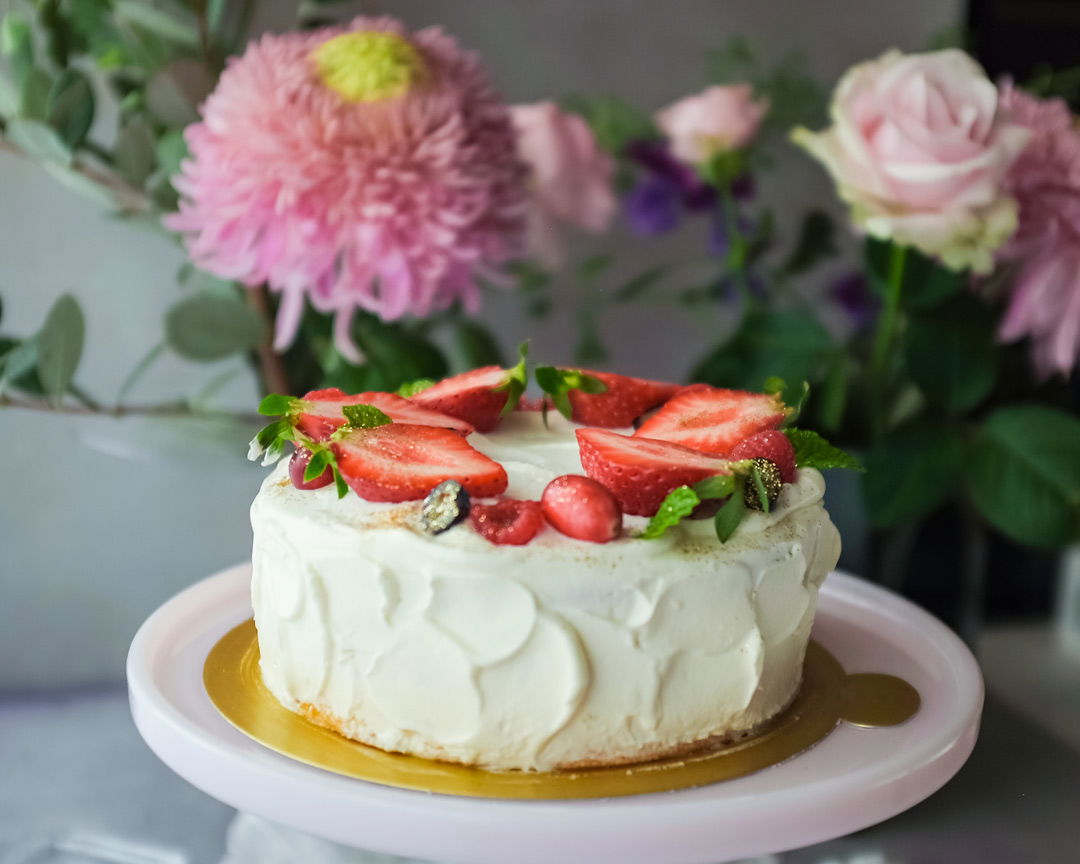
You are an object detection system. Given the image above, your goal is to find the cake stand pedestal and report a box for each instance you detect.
[128,565,982,864]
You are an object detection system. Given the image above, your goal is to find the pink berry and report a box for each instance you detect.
[730,430,796,483]
[541,474,623,543]
[470,498,545,546]
[289,447,333,490]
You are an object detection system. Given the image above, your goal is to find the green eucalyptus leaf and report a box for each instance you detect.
[114,116,157,186]
[6,117,72,166]
[145,59,213,127]
[46,70,95,149]
[20,67,54,120]
[0,73,18,119]
[0,336,39,392]
[1,14,34,88]
[642,486,701,539]
[165,292,266,361]
[862,419,964,527]
[714,476,748,542]
[968,406,1080,548]
[155,129,189,178]
[36,294,85,406]
[114,0,200,49]
[904,293,998,413]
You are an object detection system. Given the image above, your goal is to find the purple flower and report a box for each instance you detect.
[625,176,681,236]
[830,272,879,329]
[625,140,716,211]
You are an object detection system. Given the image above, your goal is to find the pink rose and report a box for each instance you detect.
[792,49,1030,273]
[656,84,768,165]
[511,102,616,268]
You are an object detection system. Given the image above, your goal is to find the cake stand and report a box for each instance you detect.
[128,565,982,864]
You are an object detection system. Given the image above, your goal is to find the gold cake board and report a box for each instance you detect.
[204,619,918,800]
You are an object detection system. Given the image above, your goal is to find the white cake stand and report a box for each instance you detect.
[127,565,982,864]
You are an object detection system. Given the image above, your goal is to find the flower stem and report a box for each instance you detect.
[719,183,752,306]
[869,242,906,437]
[246,285,291,396]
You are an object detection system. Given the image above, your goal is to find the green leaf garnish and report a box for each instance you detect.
[304,449,332,483]
[341,403,393,429]
[493,341,530,416]
[692,474,736,499]
[534,365,607,419]
[749,462,770,513]
[396,378,435,397]
[249,417,294,464]
[332,464,349,499]
[785,428,864,471]
[714,476,748,542]
[642,486,701,539]
[258,393,296,416]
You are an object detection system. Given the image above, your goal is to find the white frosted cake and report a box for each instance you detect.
[249,369,841,772]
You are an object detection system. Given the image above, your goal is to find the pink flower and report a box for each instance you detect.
[656,84,768,165]
[793,50,1030,274]
[166,17,526,361]
[510,102,615,268]
[995,82,1080,377]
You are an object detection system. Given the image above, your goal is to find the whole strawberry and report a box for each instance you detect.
[730,430,796,483]
[541,475,623,543]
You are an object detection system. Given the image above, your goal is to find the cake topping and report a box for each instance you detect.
[559,369,681,428]
[575,427,733,516]
[634,387,789,455]
[288,447,335,491]
[411,344,529,432]
[470,498,545,545]
[743,458,783,511]
[730,429,797,483]
[541,475,623,543]
[421,480,471,535]
[334,424,508,502]
[298,389,474,439]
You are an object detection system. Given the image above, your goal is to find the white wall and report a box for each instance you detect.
[0,0,961,688]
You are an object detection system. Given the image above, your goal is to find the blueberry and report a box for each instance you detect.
[421,480,471,534]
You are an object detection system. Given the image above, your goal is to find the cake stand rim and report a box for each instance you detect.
[127,563,984,864]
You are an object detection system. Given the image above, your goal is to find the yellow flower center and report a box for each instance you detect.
[312,32,426,103]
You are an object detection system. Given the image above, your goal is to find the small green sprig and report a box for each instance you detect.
[784,428,864,471]
[534,365,607,419]
[248,393,305,466]
[396,378,435,396]
[642,472,740,540]
[493,341,530,416]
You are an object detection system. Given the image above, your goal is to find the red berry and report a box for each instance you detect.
[470,498,545,546]
[566,370,681,427]
[730,430,797,483]
[412,366,517,432]
[634,387,788,456]
[541,475,622,543]
[297,389,474,441]
[333,424,508,502]
[576,428,732,516]
[288,447,333,490]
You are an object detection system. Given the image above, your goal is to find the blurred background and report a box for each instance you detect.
[1,1,1078,862]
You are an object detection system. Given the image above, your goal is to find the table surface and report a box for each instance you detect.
[2,624,1079,864]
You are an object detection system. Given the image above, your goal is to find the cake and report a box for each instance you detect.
[248,365,842,772]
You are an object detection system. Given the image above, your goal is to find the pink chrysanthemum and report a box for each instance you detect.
[166,17,526,361]
[996,81,1080,378]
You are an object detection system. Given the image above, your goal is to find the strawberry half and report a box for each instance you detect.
[297,389,474,440]
[333,424,508,502]
[634,387,788,456]
[567,370,681,428]
[731,429,797,483]
[576,428,732,516]
[411,366,517,432]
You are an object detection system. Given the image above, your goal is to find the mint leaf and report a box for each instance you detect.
[304,449,332,483]
[396,378,435,397]
[341,403,393,429]
[785,428,864,471]
[642,486,700,539]
[332,464,349,499]
[714,476,748,542]
[693,474,736,499]
[258,393,295,416]
[494,341,529,416]
[534,365,608,419]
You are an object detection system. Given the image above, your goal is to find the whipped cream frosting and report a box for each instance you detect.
[250,412,841,770]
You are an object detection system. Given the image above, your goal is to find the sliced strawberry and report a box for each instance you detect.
[731,430,797,483]
[541,475,623,543]
[471,498,545,546]
[634,388,788,456]
[576,428,731,516]
[411,366,516,433]
[333,424,507,503]
[566,370,681,428]
[297,388,474,440]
